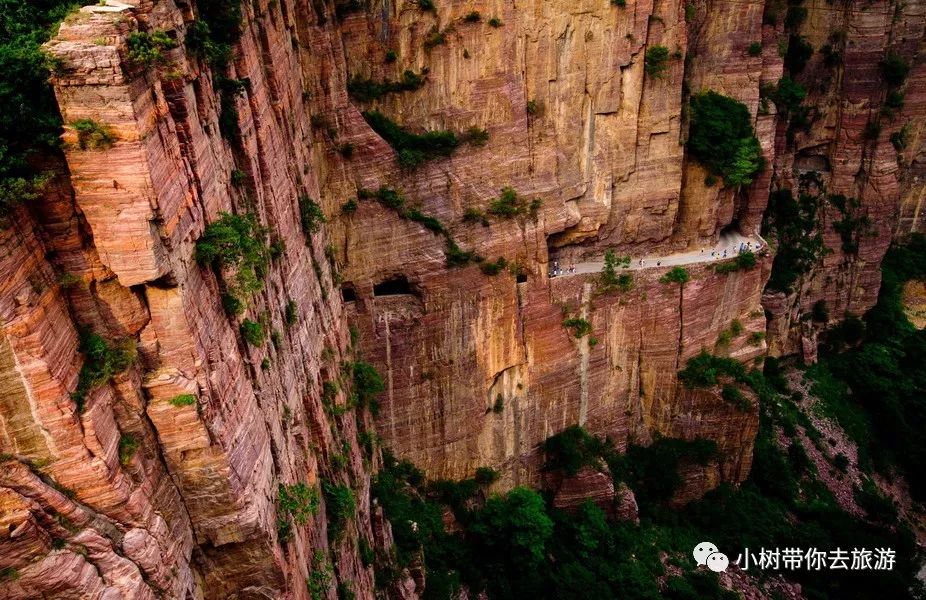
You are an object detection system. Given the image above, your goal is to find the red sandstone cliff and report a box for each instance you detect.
[0,0,923,597]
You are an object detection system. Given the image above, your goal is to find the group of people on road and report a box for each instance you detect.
[549,261,576,277]
[706,240,761,260]
[548,237,764,278]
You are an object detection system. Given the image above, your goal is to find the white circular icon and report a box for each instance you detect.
[693,541,719,566]
[706,551,729,572]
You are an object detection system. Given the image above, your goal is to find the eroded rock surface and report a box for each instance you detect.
[0,0,923,596]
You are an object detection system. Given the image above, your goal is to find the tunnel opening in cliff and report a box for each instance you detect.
[794,152,831,174]
[720,219,743,241]
[342,284,357,302]
[373,275,415,297]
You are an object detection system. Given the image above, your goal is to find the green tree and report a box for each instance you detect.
[0,1,91,220]
[687,91,765,187]
[660,266,690,284]
[644,45,670,78]
[195,212,270,301]
[468,487,553,566]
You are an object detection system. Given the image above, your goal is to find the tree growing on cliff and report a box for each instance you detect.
[599,250,633,292]
[563,317,593,338]
[299,195,327,242]
[196,212,270,304]
[0,0,79,221]
[71,330,137,412]
[762,186,825,292]
[351,360,384,412]
[467,487,554,567]
[687,91,765,187]
[660,266,690,284]
[322,480,357,540]
[880,52,910,87]
[126,29,177,69]
[239,319,264,346]
[644,45,670,78]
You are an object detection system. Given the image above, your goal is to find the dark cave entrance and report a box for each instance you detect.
[374,275,413,297]
[341,285,357,302]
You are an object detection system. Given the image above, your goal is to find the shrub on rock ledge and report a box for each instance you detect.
[687,91,765,187]
[72,119,115,150]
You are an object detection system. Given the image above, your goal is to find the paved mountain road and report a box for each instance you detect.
[550,231,764,277]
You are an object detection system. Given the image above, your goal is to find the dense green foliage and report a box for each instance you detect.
[762,75,808,141]
[486,187,540,219]
[72,330,136,412]
[659,266,690,284]
[299,196,327,241]
[643,45,670,78]
[185,0,246,140]
[678,352,746,388]
[714,250,756,273]
[880,52,910,87]
[323,480,357,540]
[306,551,333,598]
[347,70,425,102]
[541,425,608,475]
[479,257,508,276]
[362,110,458,168]
[169,393,197,407]
[0,0,95,219]
[118,433,140,465]
[284,300,298,327]
[721,385,751,410]
[444,238,482,267]
[562,317,592,338]
[687,91,765,187]
[374,433,727,600]
[769,76,807,115]
[830,194,872,255]
[762,183,825,292]
[784,35,813,74]
[464,126,490,147]
[195,212,270,303]
[239,319,264,346]
[598,250,633,292]
[126,30,177,68]
[277,482,320,541]
[375,354,925,600]
[72,119,115,150]
[615,438,718,507]
[350,360,385,412]
[815,235,926,499]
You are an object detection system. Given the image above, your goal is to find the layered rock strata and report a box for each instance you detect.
[0,0,922,596]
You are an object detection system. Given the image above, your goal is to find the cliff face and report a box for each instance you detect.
[1,1,385,598]
[330,0,776,485]
[0,0,923,597]
[332,0,922,480]
[762,0,926,357]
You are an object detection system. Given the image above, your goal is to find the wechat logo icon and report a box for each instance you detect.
[693,541,729,573]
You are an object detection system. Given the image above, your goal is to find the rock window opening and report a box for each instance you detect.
[373,276,413,296]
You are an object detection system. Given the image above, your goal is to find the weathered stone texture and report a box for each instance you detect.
[1,0,923,596]
[763,0,925,355]
[2,0,384,598]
